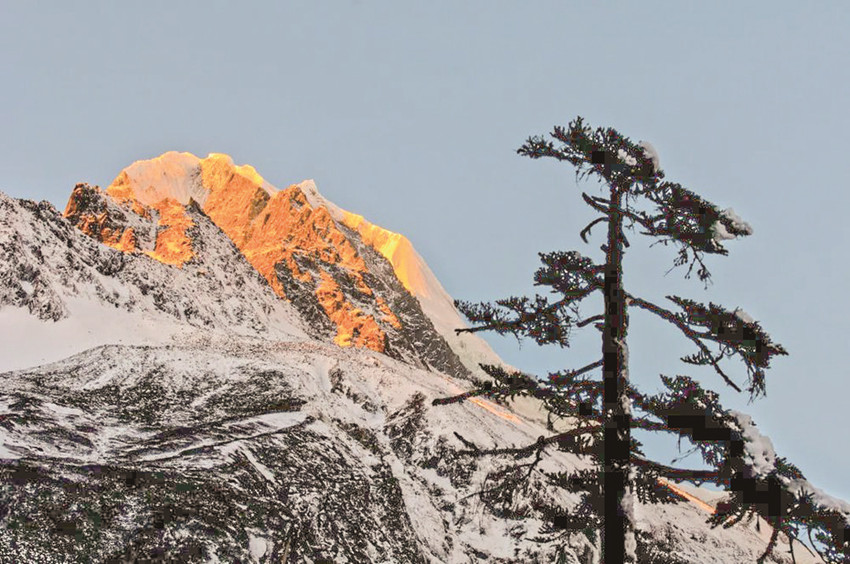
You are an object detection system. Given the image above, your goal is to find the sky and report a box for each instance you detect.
[1,2,848,502]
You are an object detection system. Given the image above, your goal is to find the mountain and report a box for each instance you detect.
[0,152,825,562]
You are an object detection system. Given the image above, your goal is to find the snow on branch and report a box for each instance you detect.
[710,208,754,246]
[637,141,661,173]
[664,295,789,398]
[727,411,777,479]
[641,376,850,559]
[517,116,665,189]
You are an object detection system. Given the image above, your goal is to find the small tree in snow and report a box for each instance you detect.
[434,117,849,563]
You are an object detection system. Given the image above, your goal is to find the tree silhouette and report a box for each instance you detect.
[434,117,848,563]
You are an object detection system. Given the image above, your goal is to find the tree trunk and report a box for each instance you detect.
[602,183,635,563]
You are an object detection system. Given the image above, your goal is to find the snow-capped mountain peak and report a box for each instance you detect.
[69,152,507,381]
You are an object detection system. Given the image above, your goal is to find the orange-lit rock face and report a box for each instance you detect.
[316,270,386,350]
[144,198,194,267]
[376,297,402,329]
[89,152,405,353]
[200,154,273,249]
[204,179,389,351]
[341,211,427,298]
[64,184,138,253]
[113,227,137,253]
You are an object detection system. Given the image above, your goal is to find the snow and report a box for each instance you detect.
[0,300,185,373]
[720,208,754,236]
[1,159,841,561]
[240,446,277,484]
[712,208,755,245]
[247,532,269,562]
[638,141,661,172]
[733,307,755,325]
[0,188,308,374]
[296,179,328,212]
[782,477,850,528]
[637,493,822,563]
[290,180,557,424]
[729,411,777,479]
[0,324,831,561]
[42,402,86,418]
[117,151,209,207]
[0,440,22,460]
[617,148,638,166]
[711,220,736,242]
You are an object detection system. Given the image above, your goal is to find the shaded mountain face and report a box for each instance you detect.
[61,152,471,379]
[0,154,824,563]
[0,339,582,562]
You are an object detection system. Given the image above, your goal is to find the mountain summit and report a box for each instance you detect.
[62,151,500,380]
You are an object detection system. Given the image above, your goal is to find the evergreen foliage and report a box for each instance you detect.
[434,117,848,563]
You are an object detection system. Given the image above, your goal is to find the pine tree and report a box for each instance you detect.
[434,117,849,563]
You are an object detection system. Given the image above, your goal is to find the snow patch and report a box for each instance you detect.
[711,220,735,242]
[733,307,755,325]
[781,477,850,528]
[712,208,754,245]
[0,301,184,373]
[296,179,328,212]
[729,411,776,479]
[720,208,754,235]
[247,532,270,562]
[240,446,277,484]
[42,402,86,418]
[617,148,638,166]
[638,141,661,172]
[0,441,22,460]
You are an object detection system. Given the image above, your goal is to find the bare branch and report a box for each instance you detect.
[432,388,494,406]
[621,210,657,232]
[582,192,611,214]
[631,417,676,433]
[576,314,605,328]
[455,324,501,336]
[580,217,607,244]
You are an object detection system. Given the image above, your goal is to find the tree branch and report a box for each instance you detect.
[631,455,722,484]
[548,358,604,386]
[576,314,605,328]
[432,388,494,406]
[627,293,743,393]
[454,425,600,457]
[580,216,607,244]
[582,192,611,214]
[757,515,783,564]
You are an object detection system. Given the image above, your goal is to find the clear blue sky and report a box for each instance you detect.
[2,2,847,501]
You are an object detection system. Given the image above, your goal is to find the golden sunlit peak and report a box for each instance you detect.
[107,151,206,207]
[202,153,275,195]
[340,210,430,297]
[106,151,280,210]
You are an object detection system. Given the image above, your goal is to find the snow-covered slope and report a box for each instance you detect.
[0,336,820,563]
[0,192,306,372]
